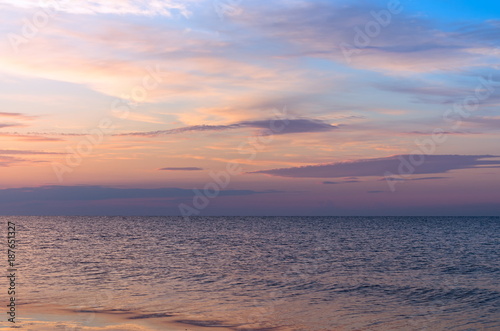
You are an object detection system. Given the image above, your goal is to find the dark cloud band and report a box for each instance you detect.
[250,155,500,178]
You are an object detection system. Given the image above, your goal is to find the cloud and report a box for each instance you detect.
[410,176,451,181]
[453,20,500,44]
[376,81,471,104]
[323,180,360,184]
[0,123,22,129]
[234,1,500,74]
[0,113,33,129]
[0,12,298,103]
[0,0,194,17]
[411,176,449,181]
[122,112,166,124]
[461,116,500,131]
[0,186,289,215]
[328,176,450,184]
[376,76,500,107]
[0,149,65,155]
[0,112,36,120]
[0,185,278,203]
[250,155,500,178]
[2,115,337,144]
[383,176,450,182]
[119,124,236,136]
[159,167,203,171]
[175,93,339,126]
[246,119,337,135]
[0,133,64,142]
[0,118,334,138]
[0,150,66,167]
[405,131,480,136]
[0,156,21,167]
[0,155,54,167]
[118,118,337,137]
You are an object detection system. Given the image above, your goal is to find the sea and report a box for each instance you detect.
[5,216,500,330]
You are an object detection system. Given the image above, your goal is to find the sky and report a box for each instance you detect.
[0,0,499,216]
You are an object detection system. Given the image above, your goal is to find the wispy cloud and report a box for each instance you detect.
[0,113,34,129]
[0,112,37,120]
[0,150,66,167]
[234,1,500,73]
[461,116,500,131]
[0,155,21,167]
[383,176,450,182]
[323,180,360,185]
[3,118,335,138]
[0,149,65,155]
[118,118,337,137]
[159,167,203,171]
[0,133,64,142]
[250,155,500,178]
[0,0,194,17]
[0,123,23,129]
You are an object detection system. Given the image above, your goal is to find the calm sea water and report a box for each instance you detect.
[9,216,500,330]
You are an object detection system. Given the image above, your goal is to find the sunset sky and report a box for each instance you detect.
[0,0,499,216]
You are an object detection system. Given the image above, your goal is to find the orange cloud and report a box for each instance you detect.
[0,112,37,120]
[0,133,65,142]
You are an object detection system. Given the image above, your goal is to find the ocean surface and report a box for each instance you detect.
[8,216,500,330]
